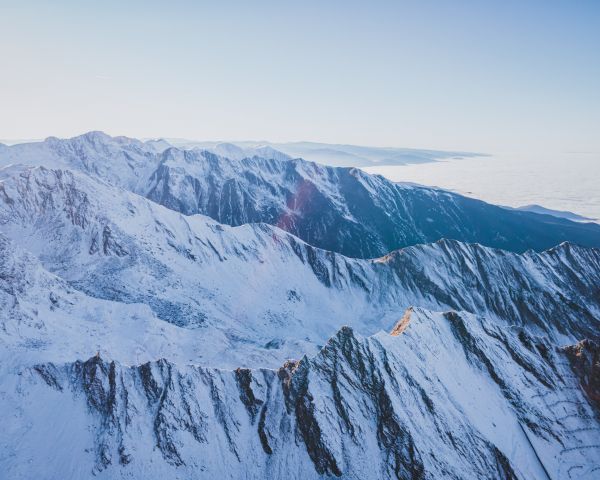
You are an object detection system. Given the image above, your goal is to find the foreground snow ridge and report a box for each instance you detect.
[4,309,598,479]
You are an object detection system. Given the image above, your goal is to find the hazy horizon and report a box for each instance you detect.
[0,131,488,155]
[2,1,599,156]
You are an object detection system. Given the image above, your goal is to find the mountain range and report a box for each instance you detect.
[2,131,599,258]
[161,138,486,168]
[0,132,599,479]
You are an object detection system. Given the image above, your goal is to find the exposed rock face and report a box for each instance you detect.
[563,339,600,410]
[3,310,598,479]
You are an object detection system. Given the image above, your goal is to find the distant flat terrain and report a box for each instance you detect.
[365,151,600,223]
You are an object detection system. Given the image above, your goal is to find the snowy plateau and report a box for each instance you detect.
[0,132,599,479]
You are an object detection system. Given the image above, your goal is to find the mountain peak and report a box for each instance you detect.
[77,130,113,143]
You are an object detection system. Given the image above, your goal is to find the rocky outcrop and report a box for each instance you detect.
[563,339,600,410]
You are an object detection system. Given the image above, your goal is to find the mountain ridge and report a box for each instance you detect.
[2,132,599,257]
[3,308,598,479]
[1,164,599,368]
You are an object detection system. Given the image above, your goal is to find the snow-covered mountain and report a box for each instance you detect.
[165,138,485,168]
[0,132,599,479]
[2,132,600,258]
[1,164,599,364]
[3,309,599,479]
[512,204,597,223]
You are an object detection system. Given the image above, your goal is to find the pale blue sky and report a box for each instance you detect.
[1,0,599,154]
